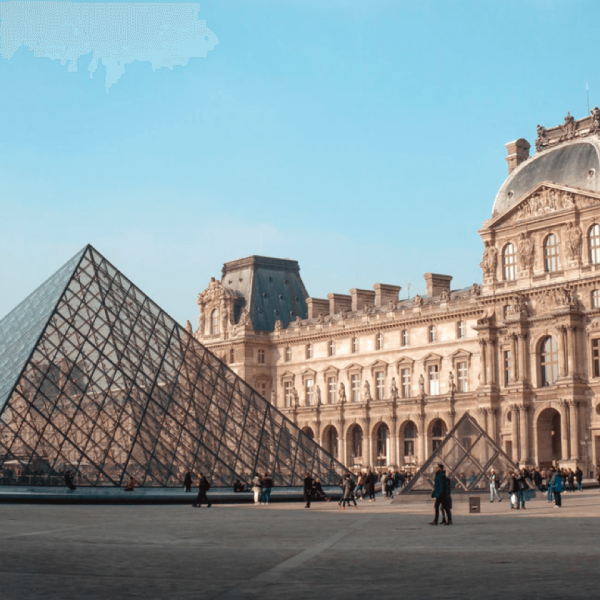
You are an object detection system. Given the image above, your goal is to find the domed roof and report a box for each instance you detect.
[492,139,600,217]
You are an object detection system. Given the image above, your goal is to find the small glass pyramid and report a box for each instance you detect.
[0,245,344,487]
[402,412,518,493]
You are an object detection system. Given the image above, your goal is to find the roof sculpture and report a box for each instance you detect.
[401,412,518,494]
[0,246,343,487]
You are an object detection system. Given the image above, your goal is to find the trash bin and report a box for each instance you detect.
[469,496,481,513]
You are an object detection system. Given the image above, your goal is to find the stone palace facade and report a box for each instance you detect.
[192,110,600,476]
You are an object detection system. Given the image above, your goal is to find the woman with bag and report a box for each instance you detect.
[508,471,519,510]
[252,473,262,505]
[341,472,358,510]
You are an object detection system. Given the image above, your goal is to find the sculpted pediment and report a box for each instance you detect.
[485,182,600,230]
[368,359,389,375]
[197,277,239,307]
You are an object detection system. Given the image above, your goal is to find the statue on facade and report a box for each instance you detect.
[510,293,528,317]
[480,241,498,278]
[440,289,450,302]
[418,374,425,398]
[535,124,547,152]
[471,283,481,297]
[274,318,283,332]
[561,111,577,140]
[390,377,399,400]
[240,308,251,327]
[413,294,423,307]
[316,385,322,405]
[592,106,600,132]
[317,312,325,324]
[517,232,534,271]
[338,382,346,404]
[566,221,583,262]
[448,371,456,394]
[363,380,372,402]
[185,320,193,334]
[270,390,276,405]
[294,315,302,327]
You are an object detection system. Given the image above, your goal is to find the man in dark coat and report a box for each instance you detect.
[428,464,447,525]
[366,470,376,501]
[184,472,192,492]
[575,466,583,491]
[303,472,313,508]
[64,471,76,491]
[194,472,212,508]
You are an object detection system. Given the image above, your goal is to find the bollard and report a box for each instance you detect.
[469,496,481,513]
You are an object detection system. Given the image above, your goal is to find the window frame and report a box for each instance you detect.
[401,329,409,347]
[544,233,561,273]
[539,336,559,387]
[428,325,437,343]
[589,224,600,265]
[502,242,517,281]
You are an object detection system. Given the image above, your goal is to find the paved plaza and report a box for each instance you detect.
[1,491,599,599]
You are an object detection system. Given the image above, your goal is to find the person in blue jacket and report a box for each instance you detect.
[428,464,449,525]
[550,469,563,508]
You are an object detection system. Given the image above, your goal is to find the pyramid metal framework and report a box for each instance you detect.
[401,412,518,493]
[0,246,345,488]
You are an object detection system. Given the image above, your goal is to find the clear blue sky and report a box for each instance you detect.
[1,0,598,325]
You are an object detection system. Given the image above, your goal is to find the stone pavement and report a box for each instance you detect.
[1,489,599,599]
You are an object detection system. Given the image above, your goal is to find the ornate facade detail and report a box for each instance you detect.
[515,187,575,221]
[565,221,583,262]
[537,286,575,311]
[480,241,498,278]
[517,232,534,271]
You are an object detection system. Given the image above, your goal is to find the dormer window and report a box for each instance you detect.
[210,309,219,335]
[544,234,561,273]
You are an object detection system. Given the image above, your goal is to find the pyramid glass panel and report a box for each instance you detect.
[0,245,345,487]
[402,412,518,494]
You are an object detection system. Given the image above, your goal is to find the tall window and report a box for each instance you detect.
[431,419,446,451]
[352,337,359,354]
[590,224,600,264]
[401,329,409,347]
[404,422,416,457]
[503,305,511,320]
[305,379,314,405]
[210,309,219,334]
[428,365,439,395]
[504,350,511,386]
[284,381,293,407]
[328,340,335,357]
[327,377,336,404]
[376,372,385,400]
[544,234,561,273]
[540,336,559,387]
[306,344,312,359]
[457,362,468,392]
[376,333,383,350]
[285,347,292,362]
[257,349,265,364]
[376,425,389,463]
[351,374,360,402]
[592,339,600,378]
[429,325,437,343]
[401,368,411,398]
[258,382,267,397]
[352,427,363,459]
[457,321,466,339]
[592,290,600,309]
[503,243,517,281]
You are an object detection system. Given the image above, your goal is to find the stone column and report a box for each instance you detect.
[558,399,570,462]
[569,400,580,460]
[479,340,488,386]
[510,404,520,463]
[478,407,489,434]
[568,326,578,378]
[389,417,398,467]
[518,404,530,464]
[510,334,518,382]
[488,408,497,443]
[518,334,528,384]
[417,412,426,466]
[489,339,497,385]
[365,420,373,469]
[557,325,568,377]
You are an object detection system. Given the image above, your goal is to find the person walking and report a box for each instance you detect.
[533,467,543,491]
[303,472,314,508]
[440,472,452,525]
[194,472,212,508]
[428,464,448,525]
[517,470,529,510]
[262,473,273,505]
[508,471,519,509]
[550,469,563,508]
[355,472,366,500]
[366,470,376,502]
[489,469,502,503]
[546,467,555,503]
[567,469,575,492]
[252,473,262,505]
[184,472,192,493]
[340,473,358,510]
[64,470,76,492]
[575,466,583,492]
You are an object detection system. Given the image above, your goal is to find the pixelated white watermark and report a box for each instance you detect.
[0,1,218,92]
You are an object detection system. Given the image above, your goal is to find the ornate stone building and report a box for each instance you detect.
[194,110,600,477]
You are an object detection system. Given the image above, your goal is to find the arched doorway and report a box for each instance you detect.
[374,422,390,468]
[322,425,338,459]
[347,424,363,467]
[537,408,562,466]
[400,420,418,467]
[430,418,447,453]
[302,426,315,440]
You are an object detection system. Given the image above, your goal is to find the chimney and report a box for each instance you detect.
[327,293,352,315]
[306,297,330,319]
[373,284,401,307]
[505,138,530,174]
[349,288,376,312]
[423,273,452,298]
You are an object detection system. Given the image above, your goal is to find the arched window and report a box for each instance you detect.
[324,426,338,458]
[431,419,446,451]
[589,224,600,264]
[593,289,600,309]
[376,424,390,465]
[302,426,314,440]
[540,336,559,387]
[351,426,363,459]
[403,421,417,457]
[503,243,517,281]
[210,309,219,334]
[544,234,561,273]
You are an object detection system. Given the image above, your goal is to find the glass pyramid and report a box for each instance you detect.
[402,412,518,494]
[0,245,344,488]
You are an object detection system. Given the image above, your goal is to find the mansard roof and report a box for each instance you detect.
[219,255,309,332]
[492,137,600,218]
